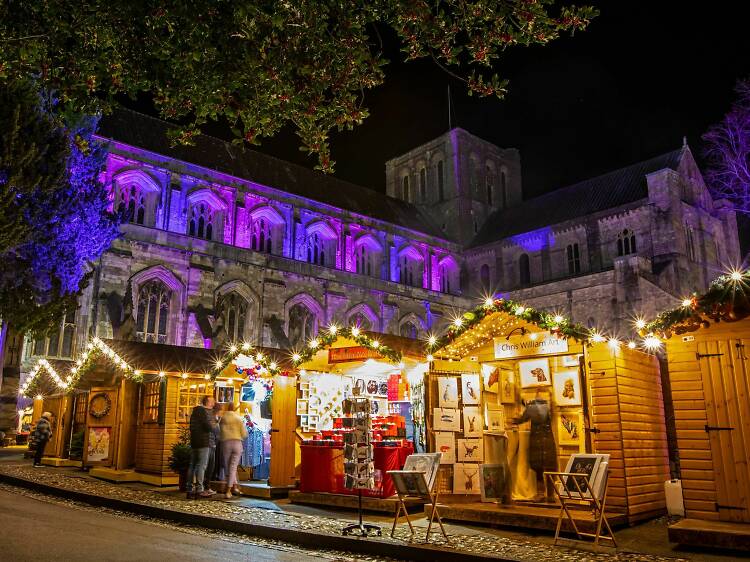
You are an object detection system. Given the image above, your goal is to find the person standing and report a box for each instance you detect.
[186,396,216,499]
[219,402,247,499]
[203,402,222,494]
[31,412,53,467]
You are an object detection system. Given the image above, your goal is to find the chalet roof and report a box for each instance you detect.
[470,148,686,247]
[98,109,446,239]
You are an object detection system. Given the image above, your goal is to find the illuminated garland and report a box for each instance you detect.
[19,359,70,398]
[211,342,284,379]
[642,270,750,339]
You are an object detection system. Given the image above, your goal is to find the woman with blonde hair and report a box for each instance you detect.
[219,401,247,498]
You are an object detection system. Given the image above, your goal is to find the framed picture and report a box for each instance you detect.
[87,427,111,462]
[438,377,459,408]
[519,358,551,388]
[482,365,499,393]
[562,453,607,494]
[553,371,582,406]
[485,403,505,433]
[453,463,480,494]
[562,354,582,367]
[296,399,308,415]
[353,378,365,396]
[433,408,461,432]
[434,432,456,464]
[462,406,483,437]
[557,412,583,446]
[500,370,515,403]
[461,373,481,405]
[402,453,442,490]
[457,438,484,462]
[390,471,430,496]
[480,464,507,503]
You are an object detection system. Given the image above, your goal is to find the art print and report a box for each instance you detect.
[87,427,110,462]
[563,454,602,494]
[434,432,456,464]
[500,370,515,403]
[482,364,499,394]
[462,406,483,437]
[453,463,480,494]
[519,358,551,388]
[553,371,582,406]
[437,377,459,408]
[485,404,505,433]
[390,471,430,496]
[480,464,507,503]
[433,407,461,432]
[457,438,484,462]
[461,373,481,405]
[402,453,441,490]
[557,412,582,446]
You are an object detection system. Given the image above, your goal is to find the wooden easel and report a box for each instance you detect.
[389,471,450,543]
[545,468,616,548]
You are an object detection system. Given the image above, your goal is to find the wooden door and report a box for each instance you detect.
[83,387,119,468]
[43,396,65,457]
[698,339,750,522]
[269,375,297,487]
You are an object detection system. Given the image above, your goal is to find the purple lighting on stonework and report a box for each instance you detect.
[510,227,553,252]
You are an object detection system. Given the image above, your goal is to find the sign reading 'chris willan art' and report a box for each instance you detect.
[493,331,568,359]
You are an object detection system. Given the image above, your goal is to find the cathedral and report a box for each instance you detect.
[21,109,740,371]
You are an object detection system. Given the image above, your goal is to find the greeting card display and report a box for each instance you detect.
[438,377,459,408]
[342,397,375,491]
[461,373,481,405]
[462,406,483,437]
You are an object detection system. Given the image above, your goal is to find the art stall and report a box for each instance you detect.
[22,338,297,495]
[422,297,671,529]
[642,271,750,550]
[282,327,429,513]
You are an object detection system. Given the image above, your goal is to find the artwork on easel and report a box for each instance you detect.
[462,406,482,437]
[402,452,442,490]
[482,364,499,393]
[437,377,459,408]
[453,463,480,494]
[500,370,515,403]
[434,432,456,464]
[461,373,481,405]
[457,438,484,462]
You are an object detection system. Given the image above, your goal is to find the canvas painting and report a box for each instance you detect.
[553,371,582,406]
[402,452,442,490]
[461,373,481,405]
[482,364,499,393]
[453,463,480,494]
[500,370,515,403]
[485,404,505,433]
[434,432,456,464]
[557,412,582,446]
[433,408,461,432]
[519,358,552,388]
[457,438,484,462]
[438,377,459,408]
[480,464,507,503]
[87,427,110,462]
[462,406,483,437]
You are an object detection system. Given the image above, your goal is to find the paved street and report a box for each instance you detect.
[0,488,343,562]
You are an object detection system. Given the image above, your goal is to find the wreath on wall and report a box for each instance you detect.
[89,392,112,419]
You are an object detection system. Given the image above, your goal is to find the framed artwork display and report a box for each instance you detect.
[480,464,507,503]
[482,364,499,394]
[457,438,484,462]
[296,399,308,415]
[434,432,456,464]
[557,412,582,446]
[453,463,480,494]
[87,427,111,462]
[461,373,481,405]
[553,371,582,406]
[438,377,459,408]
[485,404,505,432]
[462,406,483,437]
[562,354,582,367]
[519,358,552,388]
[390,471,430,496]
[433,407,461,432]
[500,370,515,403]
[402,453,442,490]
[562,453,607,494]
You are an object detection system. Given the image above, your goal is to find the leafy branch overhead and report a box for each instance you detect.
[0,1,597,172]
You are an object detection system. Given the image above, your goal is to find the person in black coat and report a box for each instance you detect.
[186,396,216,499]
[31,412,53,467]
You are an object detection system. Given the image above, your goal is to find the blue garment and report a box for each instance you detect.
[241,426,264,468]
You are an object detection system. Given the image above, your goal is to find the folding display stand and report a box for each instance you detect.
[341,397,382,537]
[545,467,616,548]
[389,476,449,542]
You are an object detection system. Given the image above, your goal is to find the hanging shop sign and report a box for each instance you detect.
[493,331,568,359]
[328,346,381,363]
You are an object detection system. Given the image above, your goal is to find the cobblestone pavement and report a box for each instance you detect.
[0,462,686,562]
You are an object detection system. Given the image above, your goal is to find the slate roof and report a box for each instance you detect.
[97,109,446,239]
[470,148,686,247]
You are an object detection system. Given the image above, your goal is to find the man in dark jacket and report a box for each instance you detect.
[186,396,216,499]
[32,412,53,467]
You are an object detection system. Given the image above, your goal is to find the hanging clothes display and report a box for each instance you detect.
[241,421,265,468]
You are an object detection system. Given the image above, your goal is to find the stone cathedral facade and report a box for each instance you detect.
[22,109,740,372]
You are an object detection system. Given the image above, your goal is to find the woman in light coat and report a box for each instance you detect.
[219,402,248,498]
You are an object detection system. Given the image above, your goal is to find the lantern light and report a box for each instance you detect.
[634,318,646,330]
[608,338,620,349]
[426,354,435,362]
[215,360,223,369]
[328,324,338,335]
[158,371,166,378]
[241,342,251,351]
[309,339,320,349]
[643,335,662,350]
[291,353,302,363]
[181,373,188,379]
[553,315,564,324]
[627,341,637,349]
[371,340,380,349]
[204,374,210,380]
[230,345,238,353]
[590,332,606,343]
[256,352,264,362]
[269,362,278,370]
[428,335,437,346]
[514,306,525,316]
[452,317,463,328]
[681,298,693,308]
[351,327,360,337]
[484,297,494,307]
[731,269,744,282]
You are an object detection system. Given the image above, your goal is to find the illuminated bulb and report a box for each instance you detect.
[269,362,278,370]
[351,327,360,337]
[428,335,437,346]
[329,324,338,335]
[204,374,210,380]
[453,317,463,328]
[134,370,142,376]
[608,338,620,349]
[484,297,494,307]
[643,335,662,350]
[681,298,693,308]
[634,318,646,330]
[292,353,302,363]
[158,371,166,378]
[371,340,380,349]
[529,332,538,341]
[299,369,307,376]
[309,339,319,349]
[256,352,264,361]
[181,373,188,379]
[71,367,78,374]
[627,341,637,349]
[241,342,251,351]
[590,332,606,343]
[35,394,43,400]
[515,306,525,316]
[553,315,564,324]
[215,360,223,369]
[230,345,238,353]
[426,354,435,362]
[731,270,744,282]
[76,359,83,366]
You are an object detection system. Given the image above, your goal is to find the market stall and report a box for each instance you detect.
[423,297,670,528]
[643,271,750,549]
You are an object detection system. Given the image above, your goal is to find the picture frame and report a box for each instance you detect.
[485,403,505,433]
[553,371,582,406]
[562,453,608,495]
[519,358,552,388]
[86,426,111,462]
[482,364,499,394]
[390,470,430,496]
[500,370,515,403]
[461,373,481,405]
[438,377,459,408]
[296,399,308,415]
[433,407,461,432]
[562,354,582,367]
[402,452,442,490]
[462,406,483,437]
[557,412,583,446]
[434,432,456,464]
[479,464,507,503]
[457,438,484,462]
[453,463,480,494]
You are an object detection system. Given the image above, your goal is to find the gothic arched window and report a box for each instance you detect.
[251,218,273,254]
[486,165,495,206]
[519,254,531,286]
[567,243,581,275]
[356,244,372,276]
[221,292,249,342]
[189,203,215,241]
[399,255,423,288]
[288,303,315,348]
[136,280,171,344]
[617,229,637,257]
[118,184,147,225]
[400,321,419,339]
[307,233,326,267]
[349,312,371,331]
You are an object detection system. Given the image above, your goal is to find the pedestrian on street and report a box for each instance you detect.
[186,396,216,499]
[203,402,222,494]
[31,412,53,467]
[219,401,247,499]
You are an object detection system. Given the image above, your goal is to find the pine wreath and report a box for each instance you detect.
[88,392,112,419]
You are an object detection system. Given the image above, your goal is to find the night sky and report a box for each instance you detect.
[127,2,750,200]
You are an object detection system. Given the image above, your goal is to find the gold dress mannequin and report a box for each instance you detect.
[512,429,537,500]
